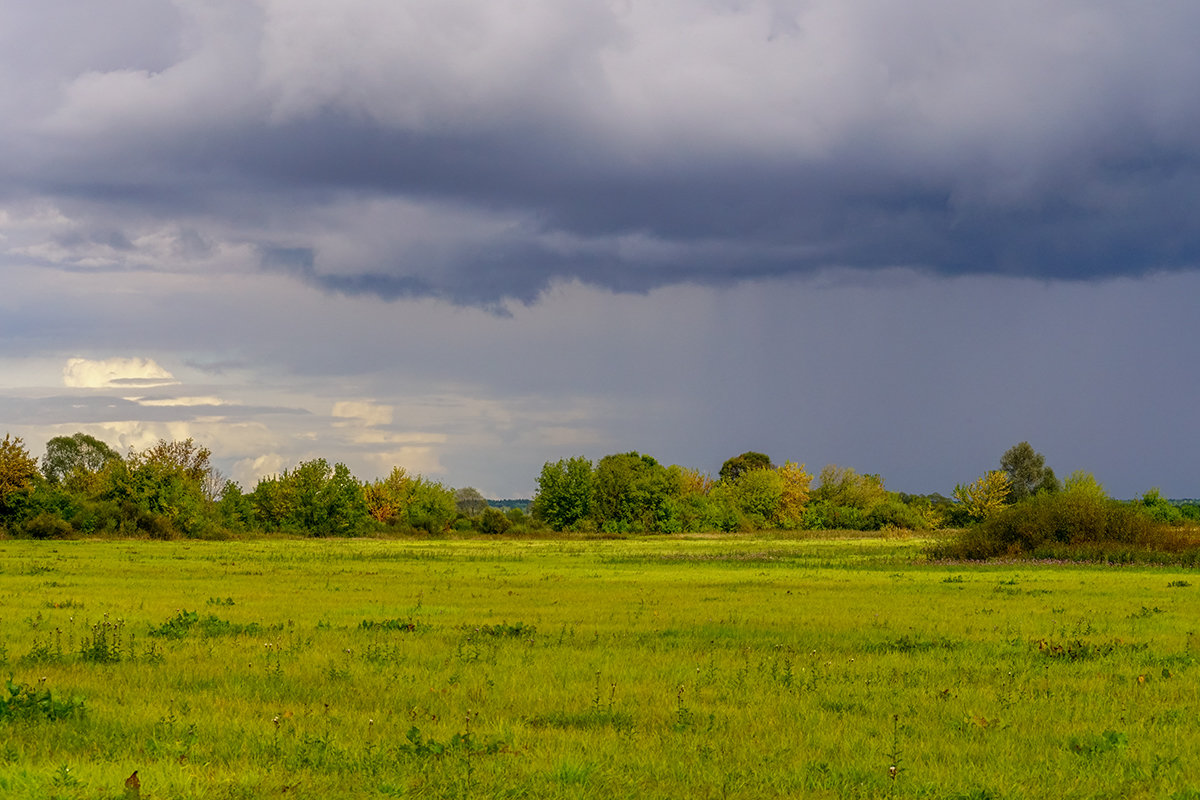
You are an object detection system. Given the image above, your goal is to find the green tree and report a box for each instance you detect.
[455,487,488,518]
[723,466,784,527]
[1138,488,1183,524]
[94,438,217,536]
[216,480,253,530]
[405,477,458,534]
[42,432,120,486]
[531,456,594,531]
[1000,442,1058,501]
[251,459,369,536]
[1062,470,1107,500]
[592,452,674,532]
[719,451,774,484]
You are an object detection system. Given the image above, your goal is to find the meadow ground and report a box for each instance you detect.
[1,534,1199,799]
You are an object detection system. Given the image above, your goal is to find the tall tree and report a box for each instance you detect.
[1000,442,1058,502]
[42,432,120,485]
[531,457,593,531]
[405,477,458,534]
[101,438,219,535]
[719,451,773,483]
[592,452,673,532]
[364,466,414,525]
[252,458,369,536]
[776,461,813,528]
[455,487,488,518]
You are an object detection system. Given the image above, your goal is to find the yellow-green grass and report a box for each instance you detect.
[1,536,1199,799]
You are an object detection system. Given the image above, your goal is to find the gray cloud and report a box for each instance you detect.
[2,255,1198,498]
[2,1,1199,502]
[4,1,1200,304]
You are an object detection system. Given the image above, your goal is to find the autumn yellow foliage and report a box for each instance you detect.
[953,470,1011,521]
[777,461,813,527]
[0,434,40,509]
[676,466,714,497]
[363,466,414,524]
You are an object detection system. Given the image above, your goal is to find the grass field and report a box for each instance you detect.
[1,534,1199,799]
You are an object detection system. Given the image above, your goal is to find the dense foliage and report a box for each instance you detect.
[1,432,1196,555]
[933,460,1200,562]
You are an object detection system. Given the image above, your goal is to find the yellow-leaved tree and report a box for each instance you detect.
[953,470,1011,521]
[0,434,40,515]
[676,466,714,497]
[777,461,813,528]
[363,466,414,525]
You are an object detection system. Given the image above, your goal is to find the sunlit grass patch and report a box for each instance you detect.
[0,536,1198,798]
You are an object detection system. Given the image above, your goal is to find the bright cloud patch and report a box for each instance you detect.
[233,453,289,487]
[136,396,228,407]
[62,357,179,389]
[331,400,394,427]
[364,447,444,477]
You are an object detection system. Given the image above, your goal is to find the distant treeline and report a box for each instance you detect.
[486,499,532,512]
[1,433,1197,558]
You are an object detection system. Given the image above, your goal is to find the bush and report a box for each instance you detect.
[930,488,1176,561]
[22,512,74,540]
[479,507,512,535]
[803,501,868,531]
[136,509,179,540]
[71,499,123,535]
[1137,489,1184,525]
[867,500,929,531]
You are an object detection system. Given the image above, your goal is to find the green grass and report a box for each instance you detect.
[1,535,1199,798]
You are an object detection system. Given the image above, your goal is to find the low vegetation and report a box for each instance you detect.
[2,537,1200,799]
[3,434,1197,562]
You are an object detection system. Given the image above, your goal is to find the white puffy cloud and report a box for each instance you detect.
[62,357,179,389]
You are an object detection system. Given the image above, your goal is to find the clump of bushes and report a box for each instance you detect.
[931,487,1199,562]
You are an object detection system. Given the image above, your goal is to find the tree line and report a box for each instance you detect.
[0,432,1196,543]
[0,432,508,540]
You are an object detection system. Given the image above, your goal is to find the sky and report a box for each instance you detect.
[2,0,1199,499]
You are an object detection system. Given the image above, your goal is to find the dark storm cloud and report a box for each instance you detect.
[5,1,1200,303]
